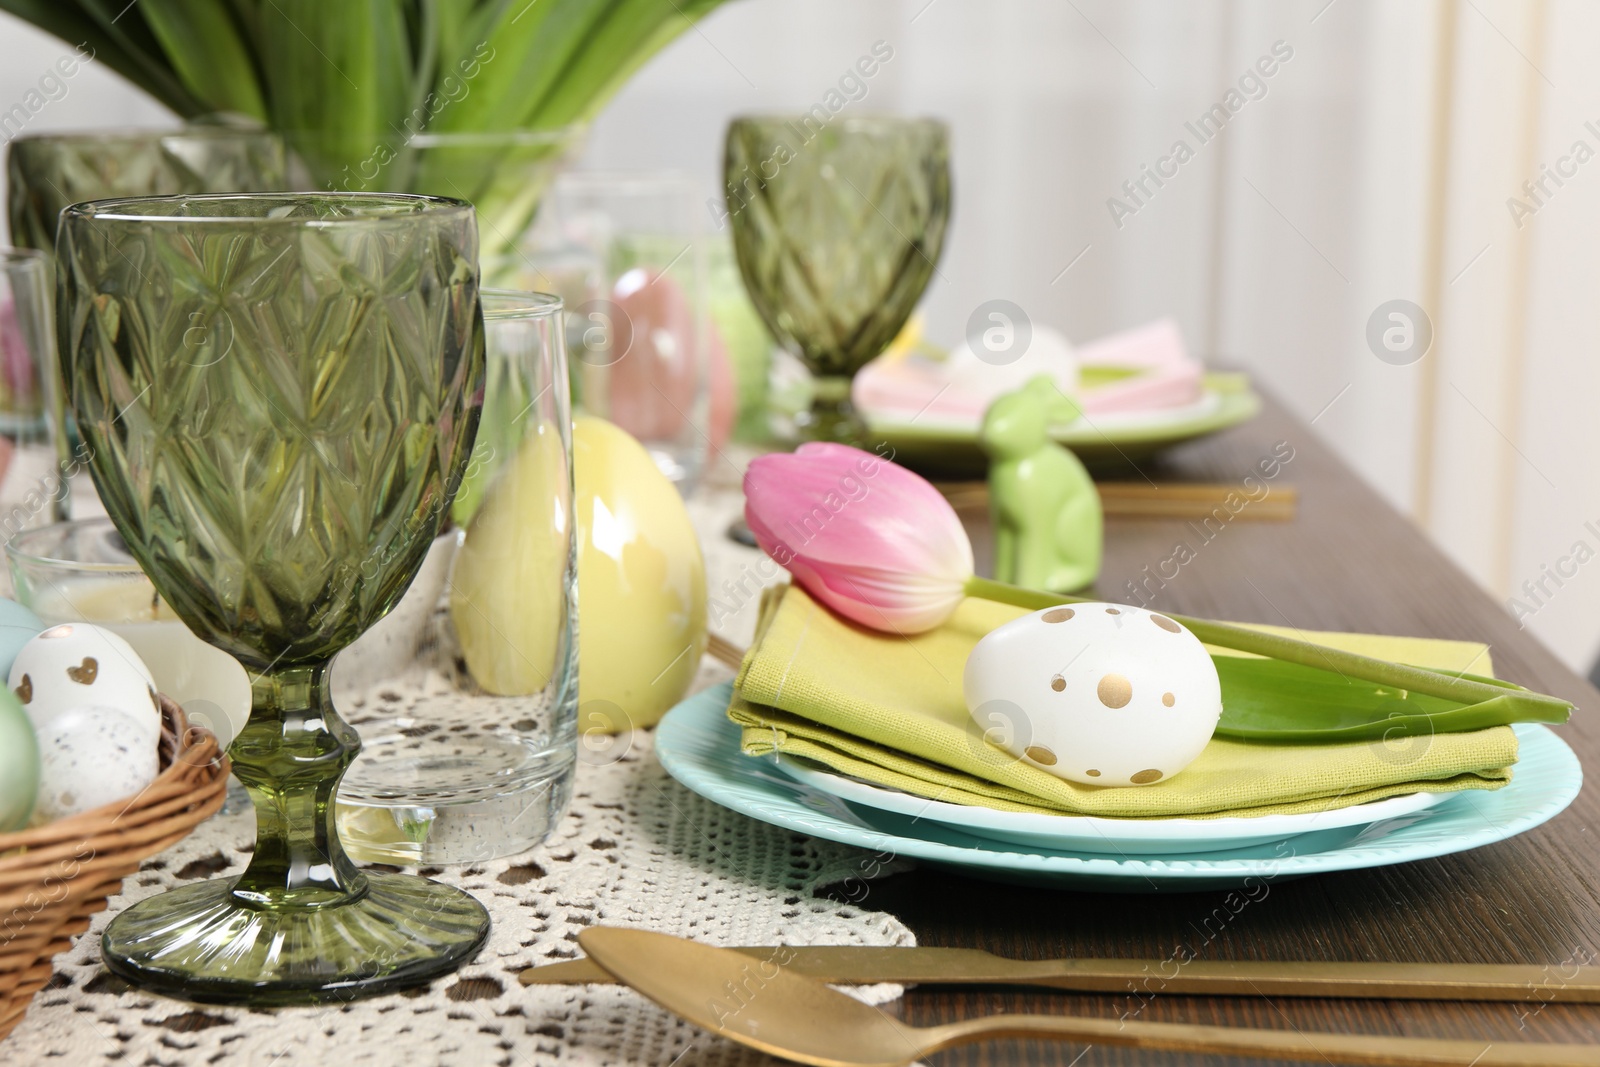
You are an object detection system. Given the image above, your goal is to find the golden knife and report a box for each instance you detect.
[521,946,1600,1003]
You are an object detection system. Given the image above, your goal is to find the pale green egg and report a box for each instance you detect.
[0,686,38,830]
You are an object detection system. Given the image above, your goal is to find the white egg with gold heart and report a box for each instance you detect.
[8,622,160,746]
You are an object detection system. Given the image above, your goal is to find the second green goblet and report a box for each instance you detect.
[724,115,951,444]
[56,192,489,1004]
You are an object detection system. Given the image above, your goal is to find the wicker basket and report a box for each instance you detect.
[0,697,229,1041]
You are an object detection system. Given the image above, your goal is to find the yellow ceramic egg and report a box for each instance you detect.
[572,416,706,731]
[450,416,706,731]
[450,421,569,696]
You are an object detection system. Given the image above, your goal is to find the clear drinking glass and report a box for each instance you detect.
[0,249,65,530]
[57,191,488,1004]
[6,126,288,520]
[724,115,951,444]
[336,290,578,866]
[538,171,710,492]
[6,518,254,749]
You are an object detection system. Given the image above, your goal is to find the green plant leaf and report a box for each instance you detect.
[258,0,414,187]
[428,0,480,84]
[0,0,205,115]
[528,0,718,128]
[5,0,736,146]
[139,0,267,120]
[426,0,593,133]
[1212,657,1568,742]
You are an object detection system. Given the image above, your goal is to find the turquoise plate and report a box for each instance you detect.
[656,683,1582,891]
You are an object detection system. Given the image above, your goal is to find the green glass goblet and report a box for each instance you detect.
[7,126,287,520]
[56,192,489,1004]
[724,115,951,444]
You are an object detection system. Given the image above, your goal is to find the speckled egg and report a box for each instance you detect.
[963,602,1222,786]
[9,622,160,744]
[0,597,43,678]
[34,705,160,821]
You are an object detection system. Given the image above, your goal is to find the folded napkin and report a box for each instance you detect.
[730,586,1517,819]
[852,317,1204,428]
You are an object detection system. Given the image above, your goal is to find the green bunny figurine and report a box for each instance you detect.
[980,375,1103,592]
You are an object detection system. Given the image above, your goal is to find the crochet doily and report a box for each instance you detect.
[5,480,918,1066]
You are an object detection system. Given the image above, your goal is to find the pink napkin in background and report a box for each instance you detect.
[0,296,35,402]
[852,316,1204,428]
[1074,318,1204,414]
[0,298,23,488]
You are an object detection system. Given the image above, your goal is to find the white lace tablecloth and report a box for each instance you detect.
[5,471,917,1066]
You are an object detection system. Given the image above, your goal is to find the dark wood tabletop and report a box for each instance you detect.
[853,390,1600,1066]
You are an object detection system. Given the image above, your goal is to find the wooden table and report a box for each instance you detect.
[859,391,1600,1065]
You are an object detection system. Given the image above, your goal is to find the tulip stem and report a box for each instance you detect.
[961,576,1572,720]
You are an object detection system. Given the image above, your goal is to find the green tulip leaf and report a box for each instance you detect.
[139,0,266,120]
[1213,656,1568,742]
[1,0,206,115]
[258,0,415,186]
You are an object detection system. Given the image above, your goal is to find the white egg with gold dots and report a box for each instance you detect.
[963,602,1223,786]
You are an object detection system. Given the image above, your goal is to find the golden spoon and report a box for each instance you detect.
[577,928,1600,1067]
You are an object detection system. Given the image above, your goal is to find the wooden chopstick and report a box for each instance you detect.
[937,481,1298,521]
[707,633,746,669]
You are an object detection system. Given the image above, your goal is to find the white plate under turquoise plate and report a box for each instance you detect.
[771,754,1449,856]
[656,683,1583,891]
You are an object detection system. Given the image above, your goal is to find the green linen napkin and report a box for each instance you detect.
[729,585,1517,819]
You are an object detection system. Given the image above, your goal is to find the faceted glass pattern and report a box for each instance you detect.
[56,193,490,1004]
[725,116,950,442]
[6,127,287,518]
[7,128,287,259]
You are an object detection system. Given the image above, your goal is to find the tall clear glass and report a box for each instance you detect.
[537,171,711,492]
[57,192,489,1004]
[6,126,288,520]
[0,249,65,532]
[336,290,578,866]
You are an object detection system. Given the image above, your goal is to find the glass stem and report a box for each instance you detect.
[229,661,367,909]
[801,374,869,444]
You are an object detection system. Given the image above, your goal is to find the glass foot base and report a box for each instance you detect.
[102,871,489,1005]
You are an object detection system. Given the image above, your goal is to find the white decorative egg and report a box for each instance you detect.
[963,602,1222,786]
[9,623,160,745]
[34,705,160,821]
[0,597,44,677]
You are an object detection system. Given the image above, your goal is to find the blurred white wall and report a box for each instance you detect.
[4,0,1600,672]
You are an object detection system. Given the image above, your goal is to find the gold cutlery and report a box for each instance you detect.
[524,943,1600,1004]
[576,928,1600,1067]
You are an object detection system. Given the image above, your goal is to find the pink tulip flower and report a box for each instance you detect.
[743,443,975,633]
